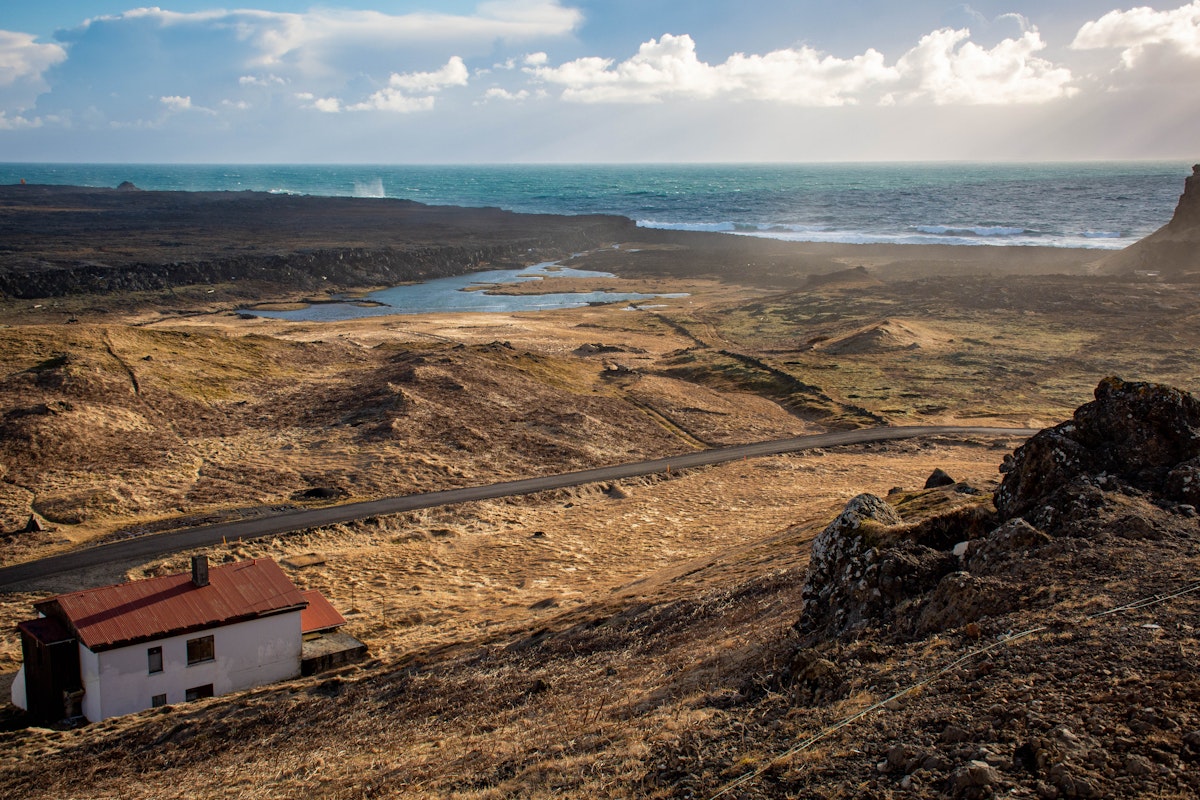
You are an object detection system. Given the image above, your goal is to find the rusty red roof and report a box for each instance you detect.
[36,558,307,652]
[300,590,347,634]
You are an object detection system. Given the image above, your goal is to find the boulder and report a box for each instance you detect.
[996,377,1200,531]
[925,468,956,488]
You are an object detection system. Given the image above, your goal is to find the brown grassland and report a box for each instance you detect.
[1,223,1199,798]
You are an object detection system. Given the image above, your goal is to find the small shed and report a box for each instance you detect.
[299,589,368,676]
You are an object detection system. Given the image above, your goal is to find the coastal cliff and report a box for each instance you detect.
[0,185,637,299]
[1096,164,1200,276]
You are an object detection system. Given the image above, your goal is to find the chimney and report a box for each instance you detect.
[191,555,209,587]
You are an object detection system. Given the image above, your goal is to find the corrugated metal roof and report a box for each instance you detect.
[300,590,347,634]
[37,558,307,652]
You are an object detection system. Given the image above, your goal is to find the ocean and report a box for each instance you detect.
[0,162,1188,250]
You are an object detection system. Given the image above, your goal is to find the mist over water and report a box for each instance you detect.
[353,177,385,198]
[1,162,1187,250]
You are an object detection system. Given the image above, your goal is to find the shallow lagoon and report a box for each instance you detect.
[247,262,688,322]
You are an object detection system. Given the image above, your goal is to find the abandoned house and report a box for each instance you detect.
[10,555,366,723]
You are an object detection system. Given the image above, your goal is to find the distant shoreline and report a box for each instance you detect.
[0,161,1181,251]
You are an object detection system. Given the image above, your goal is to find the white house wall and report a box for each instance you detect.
[80,610,302,721]
[80,646,102,722]
[9,666,26,710]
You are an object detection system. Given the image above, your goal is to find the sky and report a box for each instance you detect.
[0,1,1197,163]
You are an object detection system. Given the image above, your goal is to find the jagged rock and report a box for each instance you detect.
[949,760,1000,799]
[785,648,847,706]
[995,377,1200,532]
[798,494,964,641]
[23,514,45,533]
[573,343,625,356]
[116,181,141,191]
[925,468,956,488]
[966,518,1052,575]
[797,494,902,640]
[1165,457,1200,506]
[917,572,1017,634]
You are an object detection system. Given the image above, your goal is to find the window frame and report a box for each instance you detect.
[185,634,215,666]
[184,684,214,702]
[147,645,163,674]
[151,693,167,708]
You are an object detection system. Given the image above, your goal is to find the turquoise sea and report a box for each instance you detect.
[0,162,1188,250]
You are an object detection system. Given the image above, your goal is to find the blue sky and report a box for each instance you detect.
[1,1,1197,162]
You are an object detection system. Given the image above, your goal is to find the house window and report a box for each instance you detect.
[147,646,163,674]
[186,634,214,665]
[185,684,214,702]
[151,693,167,708]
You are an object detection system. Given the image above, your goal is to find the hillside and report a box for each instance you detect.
[0,172,1198,798]
[0,378,1197,799]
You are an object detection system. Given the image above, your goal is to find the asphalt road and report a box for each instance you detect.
[0,425,1037,590]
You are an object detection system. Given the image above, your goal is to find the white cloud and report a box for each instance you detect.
[384,56,470,92]
[78,3,581,71]
[528,29,1073,107]
[160,94,219,116]
[295,91,342,112]
[0,29,68,114]
[344,57,468,112]
[239,74,287,87]
[0,30,67,89]
[483,87,531,101]
[160,95,193,112]
[0,110,43,129]
[528,33,896,105]
[1071,1,1200,66]
[312,97,343,113]
[892,28,1075,105]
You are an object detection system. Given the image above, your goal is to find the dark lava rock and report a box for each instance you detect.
[291,486,346,501]
[784,648,847,706]
[948,759,1000,799]
[965,518,1052,575]
[996,377,1200,532]
[797,493,962,642]
[925,468,957,488]
[916,571,1017,635]
[796,493,903,641]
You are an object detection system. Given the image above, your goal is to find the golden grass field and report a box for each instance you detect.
[2,235,1199,798]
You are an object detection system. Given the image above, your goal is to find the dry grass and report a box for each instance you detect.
[2,261,1199,797]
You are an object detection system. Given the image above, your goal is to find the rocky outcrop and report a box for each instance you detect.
[797,493,963,642]
[995,376,1200,532]
[797,377,1200,644]
[1172,164,1200,230]
[1096,165,1200,276]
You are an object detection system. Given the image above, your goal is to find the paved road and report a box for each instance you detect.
[0,425,1037,590]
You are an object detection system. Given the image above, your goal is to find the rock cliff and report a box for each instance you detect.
[1096,164,1200,276]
